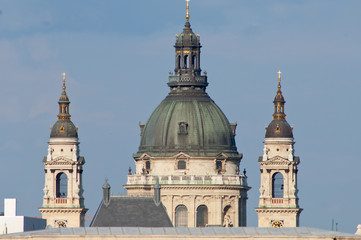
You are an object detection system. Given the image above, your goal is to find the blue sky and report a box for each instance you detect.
[0,0,360,233]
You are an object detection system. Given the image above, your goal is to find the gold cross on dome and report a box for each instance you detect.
[62,72,66,84]
[277,70,282,82]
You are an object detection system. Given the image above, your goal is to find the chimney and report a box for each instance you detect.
[4,199,16,217]
[102,180,111,206]
[153,178,161,206]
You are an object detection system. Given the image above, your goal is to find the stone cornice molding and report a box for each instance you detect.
[45,156,75,165]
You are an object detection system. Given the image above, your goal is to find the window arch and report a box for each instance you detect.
[272,172,284,198]
[184,55,188,69]
[196,205,208,227]
[177,55,181,69]
[56,172,67,198]
[191,55,196,67]
[175,205,188,227]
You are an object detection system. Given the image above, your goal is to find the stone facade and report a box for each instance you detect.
[125,154,249,227]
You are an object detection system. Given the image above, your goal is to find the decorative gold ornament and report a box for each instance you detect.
[272,220,283,228]
[185,0,190,20]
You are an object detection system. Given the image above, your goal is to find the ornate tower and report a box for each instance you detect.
[255,71,302,228]
[39,73,87,228]
[125,2,250,227]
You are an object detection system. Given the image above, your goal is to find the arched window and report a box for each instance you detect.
[272,172,284,198]
[56,172,67,198]
[196,205,208,227]
[145,161,151,170]
[191,55,196,68]
[175,205,188,227]
[184,55,188,69]
[177,55,181,69]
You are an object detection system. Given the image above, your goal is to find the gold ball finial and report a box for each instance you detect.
[186,0,190,20]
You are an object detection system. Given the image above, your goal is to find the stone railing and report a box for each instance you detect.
[271,198,283,204]
[126,174,248,187]
[168,76,207,84]
[55,198,67,204]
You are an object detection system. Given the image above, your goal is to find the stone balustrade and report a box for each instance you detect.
[127,174,248,187]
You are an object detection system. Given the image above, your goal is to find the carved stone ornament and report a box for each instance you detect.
[46,156,74,165]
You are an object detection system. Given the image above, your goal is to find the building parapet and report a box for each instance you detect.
[127,174,248,187]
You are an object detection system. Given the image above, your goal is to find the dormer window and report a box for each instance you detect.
[276,124,280,133]
[145,161,151,170]
[178,122,188,135]
[216,161,222,170]
[178,160,186,170]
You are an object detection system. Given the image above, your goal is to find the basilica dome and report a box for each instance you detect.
[137,94,238,157]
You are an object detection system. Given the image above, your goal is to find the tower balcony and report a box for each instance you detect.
[126,174,248,187]
[168,75,208,87]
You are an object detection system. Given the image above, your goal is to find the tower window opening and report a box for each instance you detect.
[56,172,68,198]
[177,160,186,169]
[145,161,151,170]
[191,55,196,68]
[216,161,222,170]
[175,205,188,227]
[177,55,181,70]
[184,55,188,69]
[272,172,284,198]
[196,205,208,227]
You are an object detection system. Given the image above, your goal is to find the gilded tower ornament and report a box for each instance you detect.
[185,0,190,20]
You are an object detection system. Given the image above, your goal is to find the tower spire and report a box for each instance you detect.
[58,72,71,120]
[273,70,286,120]
[186,0,190,21]
[62,72,66,91]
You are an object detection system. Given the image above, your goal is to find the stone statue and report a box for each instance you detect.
[47,146,52,161]
[288,145,293,161]
[223,215,233,227]
[263,145,268,161]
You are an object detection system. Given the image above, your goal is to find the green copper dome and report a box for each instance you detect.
[136,93,239,157]
[135,18,240,158]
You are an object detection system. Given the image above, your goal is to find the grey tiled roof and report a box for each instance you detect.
[90,196,173,227]
[3,227,359,238]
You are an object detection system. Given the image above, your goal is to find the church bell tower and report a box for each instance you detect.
[39,73,87,228]
[255,71,302,228]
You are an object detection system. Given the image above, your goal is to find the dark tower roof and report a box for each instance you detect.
[50,73,78,138]
[135,3,240,159]
[265,71,293,138]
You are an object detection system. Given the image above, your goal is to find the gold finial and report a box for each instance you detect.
[277,70,282,90]
[62,72,66,91]
[186,0,190,20]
